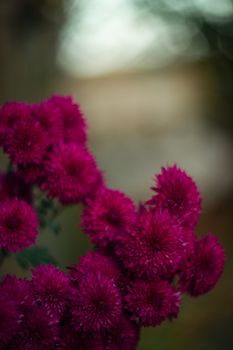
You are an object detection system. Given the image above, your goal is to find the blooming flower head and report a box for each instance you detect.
[0,292,21,347]
[71,272,121,333]
[124,279,181,327]
[116,207,184,279]
[105,315,140,350]
[42,143,103,204]
[34,99,63,144]
[82,188,136,248]
[57,323,84,350]
[18,162,45,184]
[49,95,87,145]
[58,322,106,350]
[0,199,38,252]
[179,234,225,296]
[13,304,58,350]
[32,264,70,321]
[0,275,32,309]
[4,120,48,165]
[147,165,201,229]
[69,251,120,286]
[0,95,226,349]
[0,172,32,202]
[0,101,31,146]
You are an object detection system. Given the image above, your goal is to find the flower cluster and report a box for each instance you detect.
[0,96,225,349]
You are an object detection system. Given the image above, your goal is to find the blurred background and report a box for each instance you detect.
[0,0,233,349]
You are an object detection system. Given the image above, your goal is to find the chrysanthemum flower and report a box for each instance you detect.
[0,172,32,202]
[71,272,121,333]
[124,280,181,327]
[0,199,38,252]
[35,99,63,144]
[13,305,58,350]
[69,251,120,286]
[179,234,225,296]
[82,188,136,248]
[147,165,201,229]
[18,162,45,184]
[4,120,48,165]
[0,293,21,347]
[57,323,84,350]
[49,95,87,144]
[105,315,140,350]
[58,322,106,350]
[42,143,103,204]
[0,275,32,309]
[32,264,70,321]
[116,208,184,279]
[0,101,31,146]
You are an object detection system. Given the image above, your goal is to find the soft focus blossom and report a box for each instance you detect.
[35,99,63,144]
[18,162,45,184]
[13,305,58,350]
[0,96,225,350]
[82,188,136,248]
[71,272,122,332]
[0,275,32,309]
[0,199,38,252]
[124,279,181,327]
[0,101,31,146]
[49,95,87,144]
[179,234,225,296]
[0,293,21,348]
[69,251,120,286]
[42,143,103,204]
[116,207,184,279]
[0,172,32,202]
[32,264,70,321]
[148,165,201,229]
[4,120,48,165]
[105,315,140,350]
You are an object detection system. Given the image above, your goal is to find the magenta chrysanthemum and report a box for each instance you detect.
[35,99,63,144]
[13,305,58,350]
[4,120,48,165]
[124,280,181,327]
[0,275,32,308]
[0,95,226,350]
[147,165,201,229]
[0,101,31,146]
[71,272,121,332]
[57,323,84,350]
[58,322,107,350]
[179,234,225,296]
[105,315,140,350]
[116,208,184,279]
[18,162,45,184]
[42,143,103,204]
[0,199,38,252]
[0,172,32,202]
[82,188,136,248]
[69,251,120,285]
[0,293,20,347]
[49,95,87,144]
[32,264,70,320]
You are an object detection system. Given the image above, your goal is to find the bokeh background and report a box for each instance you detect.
[0,1,233,349]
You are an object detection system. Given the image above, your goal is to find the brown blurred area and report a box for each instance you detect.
[0,1,233,349]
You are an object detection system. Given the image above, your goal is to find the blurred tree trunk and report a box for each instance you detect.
[0,0,67,102]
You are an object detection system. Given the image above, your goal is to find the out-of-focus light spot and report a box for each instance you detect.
[58,0,206,77]
[194,0,233,20]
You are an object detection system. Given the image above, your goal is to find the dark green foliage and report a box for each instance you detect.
[16,246,58,269]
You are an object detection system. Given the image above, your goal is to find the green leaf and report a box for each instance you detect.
[15,246,58,269]
[48,222,62,235]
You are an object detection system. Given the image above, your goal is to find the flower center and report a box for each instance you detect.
[5,216,21,230]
